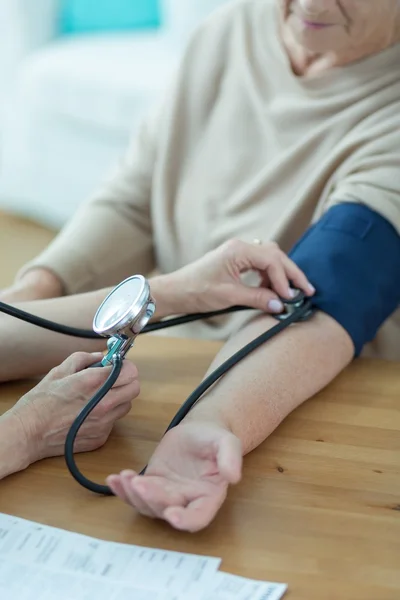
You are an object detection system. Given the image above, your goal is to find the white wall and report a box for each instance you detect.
[162,0,231,45]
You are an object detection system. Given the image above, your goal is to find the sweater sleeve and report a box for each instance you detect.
[321,110,400,234]
[18,103,162,294]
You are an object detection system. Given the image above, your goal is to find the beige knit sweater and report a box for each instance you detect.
[24,0,400,358]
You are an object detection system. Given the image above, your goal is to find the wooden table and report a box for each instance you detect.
[0,335,399,600]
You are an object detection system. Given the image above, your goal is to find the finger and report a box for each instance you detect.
[232,241,278,274]
[79,402,134,453]
[258,270,271,289]
[231,243,291,299]
[73,426,112,453]
[49,352,106,379]
[234,243,298,298]
[265,259,293,299]
[217,434,243,484]
[230,284,284,313]
[103,400,133,423]
[92,379,140,415]
[110,360,139,388]
[76,401,132,437]
[118,471,157,518]
[106,474,130,502]
[126,476,187,519]
[163,495,225,533]
[66,359,139,398]
[282,255,315,296]
[84,359,138,389]
[67,352,107,373]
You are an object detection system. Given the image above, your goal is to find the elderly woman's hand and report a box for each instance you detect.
[10,352,139,465]
[106,420,242,532]
[169,238,315,315]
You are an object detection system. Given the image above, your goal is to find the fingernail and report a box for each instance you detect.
[288,288,297,298]
[308,283,316,293]
[268,299,284,313]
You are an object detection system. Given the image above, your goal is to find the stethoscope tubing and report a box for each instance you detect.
[64,299,313,494]
[0,295,313,495]
[0,301,251,338]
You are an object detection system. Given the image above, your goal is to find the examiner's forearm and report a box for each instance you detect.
[0,273,195,382]
[185,311,354,454]
[149,274,197,318]
[0,290,109,381]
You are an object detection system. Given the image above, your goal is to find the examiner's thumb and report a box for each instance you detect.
[60,352,106,375]
[234,285,284,314]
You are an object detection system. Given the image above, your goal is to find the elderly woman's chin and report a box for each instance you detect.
[291,21,342,54]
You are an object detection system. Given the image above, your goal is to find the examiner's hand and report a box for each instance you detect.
[11,352,139,465]
[172,238,315,314]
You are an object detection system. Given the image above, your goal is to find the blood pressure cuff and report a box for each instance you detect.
[288,202,400,356]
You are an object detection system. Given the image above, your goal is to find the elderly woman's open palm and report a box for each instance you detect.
[106,422,243,532]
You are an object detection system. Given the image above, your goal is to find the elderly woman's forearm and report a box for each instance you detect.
[185,311,354,454]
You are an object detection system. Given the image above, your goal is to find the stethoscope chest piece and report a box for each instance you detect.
[93,275,155,366]
[275,290,314,322]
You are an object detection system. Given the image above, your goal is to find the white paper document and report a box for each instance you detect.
[200,572,287,600]
[0,513,287,600]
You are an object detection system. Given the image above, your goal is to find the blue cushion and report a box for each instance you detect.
[60,0,161,35]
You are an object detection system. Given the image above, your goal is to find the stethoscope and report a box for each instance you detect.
[0,275,314,495]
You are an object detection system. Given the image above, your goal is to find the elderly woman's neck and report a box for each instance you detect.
[281,22,400,78]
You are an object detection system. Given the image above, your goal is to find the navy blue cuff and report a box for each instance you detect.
[288,203,400,356]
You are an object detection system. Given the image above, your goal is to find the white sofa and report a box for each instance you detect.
[0,0,229,228]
